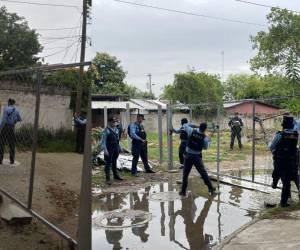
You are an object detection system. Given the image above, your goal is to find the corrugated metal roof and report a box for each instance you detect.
[149,100,168,109]
[130,99,160,110]
[92,101,142,110]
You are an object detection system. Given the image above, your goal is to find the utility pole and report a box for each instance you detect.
[221,50,224,81]
[75,0,88,115]
[147,73,152,95]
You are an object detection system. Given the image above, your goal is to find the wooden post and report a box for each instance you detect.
[104,106,108,128]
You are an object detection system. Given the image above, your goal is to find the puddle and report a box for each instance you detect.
[92,176,272,250]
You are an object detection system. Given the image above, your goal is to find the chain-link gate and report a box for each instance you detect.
[165,98,300,195]
[0,62,91,249]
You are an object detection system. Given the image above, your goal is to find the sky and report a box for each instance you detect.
[2,0,300,96]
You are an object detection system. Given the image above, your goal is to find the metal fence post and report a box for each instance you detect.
[158,104,163,164]
[252,100,256,182]
[166,104,173,170]
[217,105,221,188]
[126,103,131,150]
[189,106,193,123]
[27,69,42,209]
[104,106,108,128]
[77,89,92,250]
[298,138,300,200]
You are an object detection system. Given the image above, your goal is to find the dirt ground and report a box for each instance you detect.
[0,152,83,250]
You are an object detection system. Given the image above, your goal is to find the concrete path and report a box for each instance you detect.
[217,211,300,250]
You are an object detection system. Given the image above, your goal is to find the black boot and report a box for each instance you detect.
[112,167,123,181]
[105,169,111,185]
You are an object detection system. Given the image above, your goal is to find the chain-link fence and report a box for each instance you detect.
[164,97,300,193]
[0,62,91,249]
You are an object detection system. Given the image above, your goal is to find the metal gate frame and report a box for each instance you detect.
[0,62,92,249]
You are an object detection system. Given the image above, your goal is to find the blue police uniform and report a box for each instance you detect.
[269,118,299,206]
[180,128,214,195]
[0,105,22,164]
[173,123,196,165]
[100,126,122,181]
[129,122,152,175]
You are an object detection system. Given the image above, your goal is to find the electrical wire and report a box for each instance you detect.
[0,0,81,12]
[112,0,267,27]
[235,0,300,14]
[35,26,80,31]
[39,35,81,40]
[41,40,78,58]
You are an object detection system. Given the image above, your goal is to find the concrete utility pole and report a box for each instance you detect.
[147,73,153,95]
[75,0,88,114]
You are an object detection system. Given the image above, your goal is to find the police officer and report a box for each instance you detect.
[129,114,155,177]
[0,98,22,165]
[271,117,300,189]
[228,112,244,150]
[101,117,123,185]
[179,123,217,196]
[74,111,87,154]
[172,118,198,169]
[269,116,299,207]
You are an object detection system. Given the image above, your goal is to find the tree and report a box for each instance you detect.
[92,52,127,94]
[92,52,156,99]
[224,73,300,113]
[0,7,41,70]
[123,85,155,99]
[44,69,91,111]
[162,71,223,105]
[250,8,300,94]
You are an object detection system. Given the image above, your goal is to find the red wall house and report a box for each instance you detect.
[224,100,280,115]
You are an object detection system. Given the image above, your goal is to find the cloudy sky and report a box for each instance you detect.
[2,0,300,96]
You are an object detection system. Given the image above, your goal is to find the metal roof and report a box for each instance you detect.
[130,99,168,110]
[91,101,141,110]
[224,100,280,109]
[130,99,160,110]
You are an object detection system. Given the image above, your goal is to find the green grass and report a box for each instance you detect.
[120,131,269,163]
[37,139,75,153]
[259,202,300,219]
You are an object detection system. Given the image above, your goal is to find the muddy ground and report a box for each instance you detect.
[93,154,273,193]
[0,152,83,250]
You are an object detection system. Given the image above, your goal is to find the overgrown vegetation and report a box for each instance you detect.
[15,125,75,153]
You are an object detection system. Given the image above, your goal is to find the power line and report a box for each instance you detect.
[61,19,82,63]
[35,26,80,31]
[235,0,300,14]
[41,40,78,58]
[39,35,81,40]
[112,0,267,27]
[0,0,81,11]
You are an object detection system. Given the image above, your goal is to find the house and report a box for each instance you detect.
[224,100,281,115]
[91,96,190,132]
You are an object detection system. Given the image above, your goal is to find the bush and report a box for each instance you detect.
[15,125,76,152]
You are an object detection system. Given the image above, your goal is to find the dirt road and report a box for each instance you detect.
[0,152,83,250]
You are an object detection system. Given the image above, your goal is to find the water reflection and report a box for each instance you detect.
[130,187,151,243]
[93,178,263,250]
